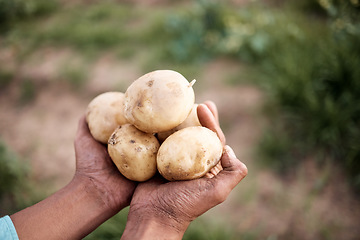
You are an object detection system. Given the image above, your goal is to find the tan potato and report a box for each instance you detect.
[124,70,195,133]
[157,126,223,181]
[108,124,160,182]
[157,104,201,142]
[86,92,127,144]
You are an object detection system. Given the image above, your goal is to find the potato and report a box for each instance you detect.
[124,70,195,133]
[157,104,201,142]
[108,124,160,182]
[157,126,223,181]
[86,92,127,144]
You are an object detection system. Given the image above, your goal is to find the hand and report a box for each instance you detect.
[121,102,248,240]
[73,115,137,213]
[11,116,138,240]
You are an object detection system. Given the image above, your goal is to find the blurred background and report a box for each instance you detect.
[0,0,359,239]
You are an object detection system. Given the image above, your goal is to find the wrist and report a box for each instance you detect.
[121,208,190,240]
[70,176,114,215]
[72,173,128,216]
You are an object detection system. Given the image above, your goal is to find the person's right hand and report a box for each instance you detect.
[121,102,248,240]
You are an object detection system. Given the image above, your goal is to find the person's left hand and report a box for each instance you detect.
[120,102,248,240]
[11,116,138,240]
[73,115,137,213]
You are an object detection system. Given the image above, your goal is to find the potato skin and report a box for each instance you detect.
[124,70,195,133]
[157,104,201,142]
[86,92,127,144]
[108,124,160,182]
[157,126,223,181]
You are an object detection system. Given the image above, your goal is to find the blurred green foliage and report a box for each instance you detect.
[31,4,133,51]
[183,217,240,240]
[0,0,57,31]
[85,209,244,240]
[154,0,360,189]
[154,0,227,62]
[256,0,360,190]
[19,79,37,104]
[84,208,128,240]
[0,69,13,89]
[0,140,24,198]
[1,0,360,237]
[1,2,161,57]
[0,140,29,214]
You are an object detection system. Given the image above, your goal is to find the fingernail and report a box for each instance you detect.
[225,145,236,159]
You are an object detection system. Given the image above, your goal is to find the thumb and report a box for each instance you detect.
[75,114,93,142]
[212,146,248,197]
[221,145,248,179]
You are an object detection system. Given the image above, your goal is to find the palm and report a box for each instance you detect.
[74,116,137,212]
[130,176,221,223]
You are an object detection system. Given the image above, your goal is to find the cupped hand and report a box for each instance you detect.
[124,102,248,235]
[73,115,137,213]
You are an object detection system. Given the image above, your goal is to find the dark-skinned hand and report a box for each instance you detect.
[74,116,137,213]
[121,101,248,239]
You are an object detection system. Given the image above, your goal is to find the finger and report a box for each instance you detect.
[205,161,223,179]
[76,114,105,146]
[76,114,92,140]
[210,167,218,176]
[205,172,215,178]
[74,114,104,155]
[203,101,219,125]
[197,104,226,146]
[210,161,222,175]
[222,146,246,170]
[218,145,247,185]
[215,161,223,171]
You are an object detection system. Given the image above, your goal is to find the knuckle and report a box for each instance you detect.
[213,189,228,204]
[237,162,248,178]
[232,159,248,179]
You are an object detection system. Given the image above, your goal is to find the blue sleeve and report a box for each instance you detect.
[0,215,19,240]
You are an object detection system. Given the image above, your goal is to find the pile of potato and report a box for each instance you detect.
[86,70,223,182]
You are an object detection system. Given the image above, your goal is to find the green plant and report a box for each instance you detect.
[0,68,14,90]
[0,140,24,197]
[0,139,29,214]
[256,2,360,190]
[154,0,227,63]
[183,216,239,240]
[84,210,242,240]
[84,208,128,240]
[159,0,360,190]
[286,0,325,14]
[0,0,57,30]
[19,79,37,104]
[1,2,149,60]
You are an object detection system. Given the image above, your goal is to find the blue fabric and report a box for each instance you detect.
[0,215,19,240]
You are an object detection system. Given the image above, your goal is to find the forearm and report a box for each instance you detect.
[11,177,116,240]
